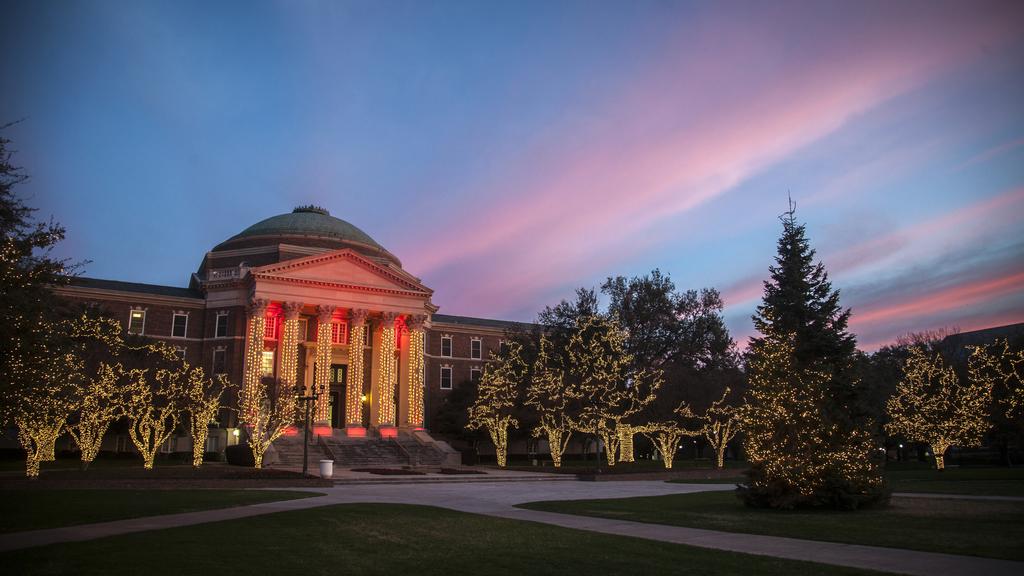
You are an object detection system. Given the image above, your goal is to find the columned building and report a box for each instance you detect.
[55,206,526,447]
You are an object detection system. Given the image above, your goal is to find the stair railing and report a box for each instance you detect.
[391,436,415,467]
[317,434,337,463]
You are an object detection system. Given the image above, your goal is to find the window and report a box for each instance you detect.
[363,326,371,346]
[172,313,188,338]
[499,340,509,356]
[471,338,482,360]
[298,319,308,342]
[440,366,452,390]
[331,321,348,345]
[212,348,226,375]
[161,436,176,454]
[470,366,482,381]
[441,335,452,357]
[128,309,146,335]
[264,316,279,340]
[261,350,275,377]
[175,347,186,361]
[215,313,229,338]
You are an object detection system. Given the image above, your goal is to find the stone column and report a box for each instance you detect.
[371,312,398,437]
[279,302,303,393]
[399,314,427,430]
[345,309,368,437]
[241,298,269,424]
[313,304,336,425]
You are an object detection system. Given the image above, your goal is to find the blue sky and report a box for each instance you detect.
[2,0,1023,350]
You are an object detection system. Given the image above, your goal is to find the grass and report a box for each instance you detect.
[519,491,1024,561]
[0,458,192,473]
[0,489,320,533]
[885,467,1024,497]
[0,503,884,576]
[668,465,1024,493]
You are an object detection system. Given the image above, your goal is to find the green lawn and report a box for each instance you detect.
[886,467,1024,496]
[519,491,1024,560]
[0,489,320,533]
[0,458,192,473]
[0,503,884,576]
[668,466,1024,494]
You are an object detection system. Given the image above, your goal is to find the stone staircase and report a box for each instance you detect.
[269,430,459,469]
[320,436,449,467]
[270,435,330,470]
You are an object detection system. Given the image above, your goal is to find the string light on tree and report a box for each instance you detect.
[702,387,740,470]
[468,341,527,468]
[564,315,661,467]
[886,346,991,471]
[178,368,232,468]
[969,338,1024,422]
[525,336,574,468]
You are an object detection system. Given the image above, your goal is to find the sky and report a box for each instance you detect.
[2,0,1023,352]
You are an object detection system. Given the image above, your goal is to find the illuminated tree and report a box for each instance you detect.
[68,363,122,469]
[121,343,186,469]
[66,315,127,469]
[240,375,297,469]
[525,336,574,467]
[637,403,700,469]
[741,335,884,508]
[565,315,661,466]
[7,313,121,477]
[10,336,82,478]
[886,346,991,471]
[177,367,232,468]
[468,341,526,468]
[970,339,1024,422]
[0,129,84,478]
[703,388,740,469]
[742,201,885,509]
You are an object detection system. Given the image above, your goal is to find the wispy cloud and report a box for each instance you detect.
[399,3,1023,319]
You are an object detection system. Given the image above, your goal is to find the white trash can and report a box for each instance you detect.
[319,459,334,479]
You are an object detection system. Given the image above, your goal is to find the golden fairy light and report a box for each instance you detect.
[525,336,573,467]
[886,346,991,471]
[702,387,740,470]
[346,317,367,427]
[468,341,527,467]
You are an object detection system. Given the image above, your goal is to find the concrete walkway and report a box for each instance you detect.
[2,480,1022,576]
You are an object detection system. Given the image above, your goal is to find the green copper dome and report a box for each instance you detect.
[229,206,383,248]
[212,206,400,266]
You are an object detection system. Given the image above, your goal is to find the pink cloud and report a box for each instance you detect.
[396,4,1024,317]
[953,137,1024,172]
[719,186,1024,310]
[851,270,1024,329]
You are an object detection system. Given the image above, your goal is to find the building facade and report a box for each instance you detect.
[54,206,528,443]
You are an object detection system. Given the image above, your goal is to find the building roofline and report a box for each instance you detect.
[65,277,204,300]
[431,313,537,331]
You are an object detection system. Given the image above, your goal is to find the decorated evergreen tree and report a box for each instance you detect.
[741,201,887,509]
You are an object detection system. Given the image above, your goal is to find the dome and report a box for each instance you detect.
[212,206,400,266]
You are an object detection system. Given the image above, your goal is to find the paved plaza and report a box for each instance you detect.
[2,479,1022,576]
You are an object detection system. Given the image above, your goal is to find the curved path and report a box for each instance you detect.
[2,480,1021,576]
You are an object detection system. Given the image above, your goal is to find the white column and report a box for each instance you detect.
[345,309,368,437]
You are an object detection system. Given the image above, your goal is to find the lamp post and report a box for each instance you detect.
[295,383,324,477]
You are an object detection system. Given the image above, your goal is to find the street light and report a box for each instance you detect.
[295,383,325,477]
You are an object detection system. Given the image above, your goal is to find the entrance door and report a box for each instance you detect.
[329,364,347,429]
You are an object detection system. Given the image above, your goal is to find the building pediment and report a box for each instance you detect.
[249,249,432,297]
